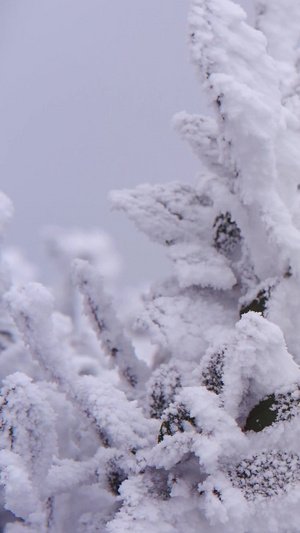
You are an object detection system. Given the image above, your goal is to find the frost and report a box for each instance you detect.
[0,0,300,531]
[111,182,238,290]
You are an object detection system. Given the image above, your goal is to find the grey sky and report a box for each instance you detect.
[0,1,253,286]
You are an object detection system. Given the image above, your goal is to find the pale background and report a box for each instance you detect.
[0,1,253,286]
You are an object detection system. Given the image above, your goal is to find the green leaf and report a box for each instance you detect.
[244,386,300,433]
[239,287,270,317]
[244,394,277,432]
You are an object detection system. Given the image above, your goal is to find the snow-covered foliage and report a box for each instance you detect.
[1,0,300,531]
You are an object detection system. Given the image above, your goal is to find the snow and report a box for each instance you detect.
[1,0,300,531]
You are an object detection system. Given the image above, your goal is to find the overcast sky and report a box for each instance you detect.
[0,1,253,286]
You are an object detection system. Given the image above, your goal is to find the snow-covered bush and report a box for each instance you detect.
[1,0,300,531]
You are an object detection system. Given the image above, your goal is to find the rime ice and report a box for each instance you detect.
[1,1,300,532]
